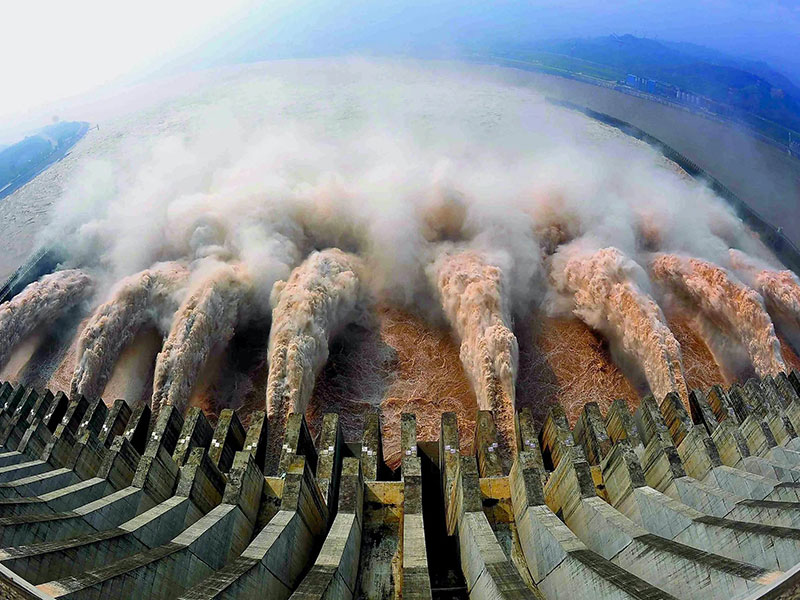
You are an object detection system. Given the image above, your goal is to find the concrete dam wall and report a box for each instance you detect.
[0,375,800,597]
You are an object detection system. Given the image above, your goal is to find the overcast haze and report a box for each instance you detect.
[3,0,800,139]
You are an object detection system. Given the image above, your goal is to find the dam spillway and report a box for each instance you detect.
[0,376,799,598]
[3,58,800,600]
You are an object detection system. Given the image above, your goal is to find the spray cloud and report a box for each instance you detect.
[729,248,800,329]
[151,263,250,416]
[266,249,364,461]
[429,250,518,449]
[0,269,93,371]
[650,253,786,377]
[551,245,688,403]
[71,262,189,400]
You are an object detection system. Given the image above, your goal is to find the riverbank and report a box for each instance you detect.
[0,121,90,202]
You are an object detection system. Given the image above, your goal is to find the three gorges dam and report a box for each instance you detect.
[0,59,800,599]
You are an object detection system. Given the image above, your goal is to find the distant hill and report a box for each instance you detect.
[484,35,800,145]
[0,121,89,200]
[659,40,800,100]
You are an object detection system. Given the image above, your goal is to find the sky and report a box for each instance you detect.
[3,0,800,138]
[0,1,250,127]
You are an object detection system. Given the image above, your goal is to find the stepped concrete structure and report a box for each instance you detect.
[1,376,800,598]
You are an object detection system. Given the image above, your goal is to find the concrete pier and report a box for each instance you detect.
[399,414,433,600]
[290,457,363,600]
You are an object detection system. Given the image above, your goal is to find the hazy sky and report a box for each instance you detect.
[0,1,250,124]
[3,0,800,134]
